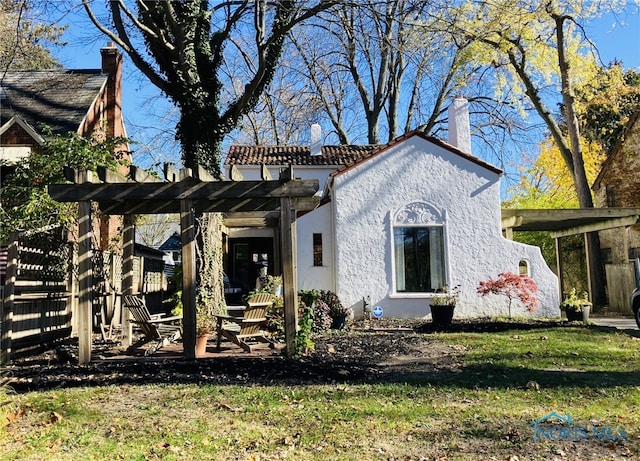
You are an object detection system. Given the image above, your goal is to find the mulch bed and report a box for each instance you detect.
[4,318,584,393]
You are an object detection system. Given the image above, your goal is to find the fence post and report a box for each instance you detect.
[1,233,19,364]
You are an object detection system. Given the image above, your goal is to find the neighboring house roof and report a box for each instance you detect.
[226,131,502,176]
[592,110,640,191]
[0,70,108,135]
[225,144,377,167]
[135,242,166,259]
[158,233,181,252]
[0,116,45,145]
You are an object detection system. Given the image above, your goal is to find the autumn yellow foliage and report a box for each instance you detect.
[506,138,605,209]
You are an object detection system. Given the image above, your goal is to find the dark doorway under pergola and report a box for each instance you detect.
[48,164,319,364]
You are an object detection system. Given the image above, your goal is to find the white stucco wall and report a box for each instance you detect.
[296,202,334,291]
[331,135,559,319]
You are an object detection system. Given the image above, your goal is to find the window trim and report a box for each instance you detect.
[389,202,451,296]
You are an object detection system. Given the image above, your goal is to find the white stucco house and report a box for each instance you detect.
[224,98,559,319]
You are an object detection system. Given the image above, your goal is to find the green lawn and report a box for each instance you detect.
[2,326,639,460]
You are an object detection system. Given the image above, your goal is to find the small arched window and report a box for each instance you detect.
[519,259,530,277]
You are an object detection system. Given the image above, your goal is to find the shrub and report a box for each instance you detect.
[430,285,460,307]
[312,299,332,333]
[318,290,352,319]
[560,288,590,312]
[477,272,539,317]
[299,289,318,308]
[265,301,284,338]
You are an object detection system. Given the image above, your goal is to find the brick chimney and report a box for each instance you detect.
[448,96,471,154]
[99,42,126,253]
[100,42,123,138]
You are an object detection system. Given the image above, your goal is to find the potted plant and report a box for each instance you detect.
[561,288,591,322]
[430,285,459,328]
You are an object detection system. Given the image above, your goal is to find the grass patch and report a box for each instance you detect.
[2,326,640,460]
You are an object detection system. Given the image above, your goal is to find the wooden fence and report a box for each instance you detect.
[605,263,636,314]
[1,231,72,362]
[1,230,174,362]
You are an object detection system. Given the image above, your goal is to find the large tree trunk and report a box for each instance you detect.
[177,105,225,178]
[554,13,606,307]
[195,212,227,317]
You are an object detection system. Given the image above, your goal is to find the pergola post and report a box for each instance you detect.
[77,171,93,364]
[280,197,298,356]
[584,232,593,302]
[181,199,197,359]
[121,215,135,346]
[555,236,564,300]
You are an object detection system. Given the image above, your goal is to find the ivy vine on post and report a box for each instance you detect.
[194,213,227,326]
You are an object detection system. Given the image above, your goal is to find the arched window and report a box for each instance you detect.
[392,202,446,293]
[519,259,530,277]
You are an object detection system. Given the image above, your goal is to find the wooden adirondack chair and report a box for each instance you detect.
[123,294,182,355]
[215,292,276,352]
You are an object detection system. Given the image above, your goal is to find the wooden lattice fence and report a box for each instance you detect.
[1,230,72,362]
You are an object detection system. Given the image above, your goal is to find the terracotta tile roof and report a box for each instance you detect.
[225,144,377,166]
[227,131,502,176]
[0,70,108,135]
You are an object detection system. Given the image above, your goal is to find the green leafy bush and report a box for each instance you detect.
[294,303,315,357]
[560,288,590,312]
[298,289,331,333]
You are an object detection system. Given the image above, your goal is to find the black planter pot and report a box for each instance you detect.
[565,308,582,322]
[565,304,591,322]
[331,316,347,330]
[431,305,455,328]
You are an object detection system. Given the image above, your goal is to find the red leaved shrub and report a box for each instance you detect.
[477,272,539,317]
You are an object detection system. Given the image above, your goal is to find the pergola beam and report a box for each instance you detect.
[549,216,640,239]
[48,178,318,202]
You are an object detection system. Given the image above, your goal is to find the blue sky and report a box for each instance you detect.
[52,7,640,171]
[585,9,640,68]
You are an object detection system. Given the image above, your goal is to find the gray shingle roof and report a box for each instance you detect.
[0,70,107,135]
[225,144,378,167]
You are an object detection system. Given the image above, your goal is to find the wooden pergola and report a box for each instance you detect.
[48,164,319,364]
[502,207,640,301]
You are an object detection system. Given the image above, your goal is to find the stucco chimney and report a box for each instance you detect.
[310,123,322,156]
[448,96,471,154]
[100,42,123,138]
